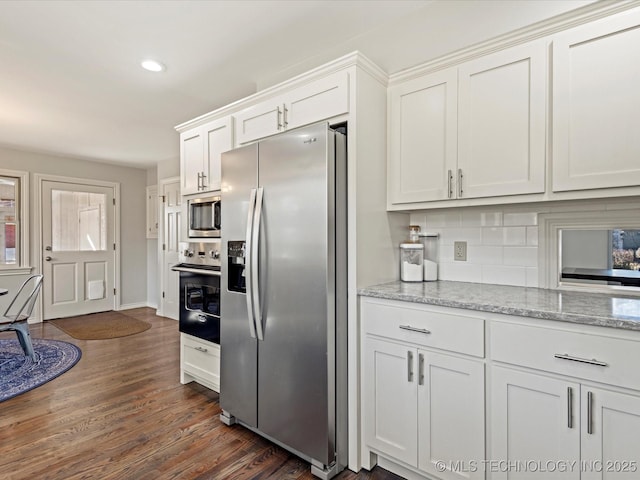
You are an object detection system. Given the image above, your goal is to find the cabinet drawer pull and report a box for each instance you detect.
[567,387,573,429]
[399,325,431,335]
[195,346,208,353]
[407,351,414,383]
[554,353,608,367]
[587,391,594,435]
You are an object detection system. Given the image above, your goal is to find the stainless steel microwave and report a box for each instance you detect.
[188,195,221,238]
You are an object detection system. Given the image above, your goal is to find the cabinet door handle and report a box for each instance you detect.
[399,325,431,335]
[277,106,283,130]
[587,391,594,434]
[567,387,573,429]
[418,353,425,386]
[457,168,463,197]
[282,103,288,127]
[200,172,207,190]
[407,351,414,383]
[554,353,608,367]
[195,346,208,353]
[447,169,453,198]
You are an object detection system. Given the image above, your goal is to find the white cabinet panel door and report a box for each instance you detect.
[581,386,640,480]
[418,351,485,480]
[552,11,640,192]
[161,179,181,321]
[363,337,418,467]
[234,97,284,145]
[286,71,349,130]
[458,41,546,199]
[491,366,580,480]
[180,128,204,196]
[388,68,458,204]
[203,117,233,192]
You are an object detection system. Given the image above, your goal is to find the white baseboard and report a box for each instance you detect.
[118,302,151,311]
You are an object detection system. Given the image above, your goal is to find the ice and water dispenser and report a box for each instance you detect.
[227,241,246,293]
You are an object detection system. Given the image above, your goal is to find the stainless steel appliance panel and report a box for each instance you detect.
[256,123,333,463]
[220,143,259,428]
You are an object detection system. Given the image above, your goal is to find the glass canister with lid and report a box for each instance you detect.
[400,225,424,282]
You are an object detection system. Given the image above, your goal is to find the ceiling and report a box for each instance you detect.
[0,0,594,169]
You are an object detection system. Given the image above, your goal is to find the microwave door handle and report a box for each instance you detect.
[245,188,257,338]
[252,187,264,341]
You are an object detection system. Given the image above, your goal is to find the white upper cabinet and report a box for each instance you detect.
[552,10,640,192]
[458,41,546,199]
[234,71,349,145]
[388,41,546,208]
[388,68,458,204]
[180,116,233,196]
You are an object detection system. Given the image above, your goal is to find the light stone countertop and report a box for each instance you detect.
[358,281,640,332]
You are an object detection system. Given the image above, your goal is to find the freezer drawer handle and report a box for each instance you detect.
[399,325,431,335]
[554,353,608,367]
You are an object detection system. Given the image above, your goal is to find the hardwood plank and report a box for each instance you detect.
[0,309,402,480]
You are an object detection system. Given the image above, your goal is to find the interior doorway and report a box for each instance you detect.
[159,177,181,320]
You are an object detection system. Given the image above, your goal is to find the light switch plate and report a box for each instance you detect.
[454,241,467,261]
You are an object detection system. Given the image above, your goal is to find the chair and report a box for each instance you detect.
[0,274,44,361]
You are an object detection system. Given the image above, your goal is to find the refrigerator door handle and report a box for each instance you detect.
[252,186,265,341]
[245,188,257,338]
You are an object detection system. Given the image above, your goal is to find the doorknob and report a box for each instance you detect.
[45,256,52,261]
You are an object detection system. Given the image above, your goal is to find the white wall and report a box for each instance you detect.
[409,198,640,288]
[146,166,158,309]
[0,146,148,311]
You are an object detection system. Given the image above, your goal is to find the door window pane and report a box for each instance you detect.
[0,176,18,264]
[51,190,106,251]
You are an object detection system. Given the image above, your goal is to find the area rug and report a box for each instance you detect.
[0,338,82,402]
[48,311,151,340]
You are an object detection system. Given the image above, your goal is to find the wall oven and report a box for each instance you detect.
[172,242,221,344]
[188,194,221,238]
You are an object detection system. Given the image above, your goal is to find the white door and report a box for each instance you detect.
[418,351,484,480]
[363,337,418,467]
[42,180,115,319]
[491,365,580,480]
[581,386,640,480]
[160,179,181,320]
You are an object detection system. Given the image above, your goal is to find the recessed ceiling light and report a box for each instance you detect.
[141,59,166,72]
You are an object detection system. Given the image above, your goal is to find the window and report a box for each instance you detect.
[539,208,640,293]
[0,170,29,271]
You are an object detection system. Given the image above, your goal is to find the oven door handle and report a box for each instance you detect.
[245,188,258,339]
[171,266,221,276]
[252,187,264,341]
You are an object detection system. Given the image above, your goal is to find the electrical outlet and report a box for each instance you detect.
[454,241,467,261]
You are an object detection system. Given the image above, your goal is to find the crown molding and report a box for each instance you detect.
[389,0,640,85]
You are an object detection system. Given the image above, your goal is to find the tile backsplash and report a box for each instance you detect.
[409,198,639,288]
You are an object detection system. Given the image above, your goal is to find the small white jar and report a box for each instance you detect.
[400,243,424,282]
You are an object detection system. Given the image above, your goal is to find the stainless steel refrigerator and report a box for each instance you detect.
[219,122,347,479]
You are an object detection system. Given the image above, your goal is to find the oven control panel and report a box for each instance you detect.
[179,241,221,267]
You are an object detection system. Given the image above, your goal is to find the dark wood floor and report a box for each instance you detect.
[0,308,402,480]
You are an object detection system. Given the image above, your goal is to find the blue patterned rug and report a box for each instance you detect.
[0,338,82,402]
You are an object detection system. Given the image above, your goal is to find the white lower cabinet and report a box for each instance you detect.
[362,298,486,480]
[491,366,640,479]
[180,333,220,393]
[490,321,640,479]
